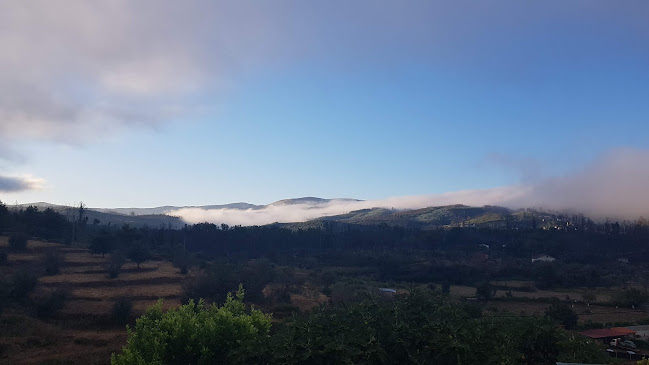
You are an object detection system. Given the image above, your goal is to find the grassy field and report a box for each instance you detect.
[449,281,649,326]
[0,238,188,365]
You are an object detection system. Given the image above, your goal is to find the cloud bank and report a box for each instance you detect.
[0,175,44,193]
[169,149,649,226]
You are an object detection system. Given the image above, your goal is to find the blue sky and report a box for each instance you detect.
[0,1,648,212]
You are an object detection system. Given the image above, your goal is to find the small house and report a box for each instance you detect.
[532,254,556,263]
[378,288,396,299]
[579,327,636,344]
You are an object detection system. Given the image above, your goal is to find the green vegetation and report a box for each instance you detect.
[41,248,62,276]
[545,300,578,330]
[8,232,28,251]
[111,286,271,365]
[111,296,133,325]
[33,287,69,319]
[112,289,609,365]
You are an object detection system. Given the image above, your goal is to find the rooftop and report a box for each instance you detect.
[579,327,636,339]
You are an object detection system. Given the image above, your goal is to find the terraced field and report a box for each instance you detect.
[0,237,188,365]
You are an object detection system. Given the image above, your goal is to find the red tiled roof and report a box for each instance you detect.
[579,327,636,339]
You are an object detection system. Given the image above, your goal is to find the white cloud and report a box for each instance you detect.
[168,149,649,225]
[166,187,531,226]
[1,1,643,145]
[0,175,45,193]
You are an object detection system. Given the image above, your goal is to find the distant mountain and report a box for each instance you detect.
[299,204,560,230]
[269,197,360,206]
[94,202,262,216]
[13,202,184,228]
[94,197,360,216]
[14,197,364,228]
[311,204,507,228]
[14,198,566,230]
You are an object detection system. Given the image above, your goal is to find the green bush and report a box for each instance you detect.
[475,281,496,300]
[545,300,578,330]
[107,253,125,279]
[127,244,150,269]
[180,265,238,305]
[10,268,38,299]
[271,291,586,365]
[111,296,133,325]
[41,249,62,276]
[0,279,10,315]
[111,285,271,365]
[8,233,28,251]
[614,288,649,308]
[33,287,69,318]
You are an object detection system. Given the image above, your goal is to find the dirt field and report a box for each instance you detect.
[0,238,188,365]
[450,281,649,326]
[483,300,649,325]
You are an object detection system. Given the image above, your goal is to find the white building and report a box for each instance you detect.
[532,254,556,263]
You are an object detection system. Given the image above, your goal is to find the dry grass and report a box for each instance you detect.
[484,301,649,325]
[494,289,583,300]
[577,304,649,324]
[39,260,184,284]
[289,285,329,312]
[450,285,478,297]
[60,298,179,316]
[491,280,535,288]
[71,283,182,300]
[3,328,127,365]
[443,283,610,302]
[0,237,62,249]
[62,252,112,264]
[0,236,188,364]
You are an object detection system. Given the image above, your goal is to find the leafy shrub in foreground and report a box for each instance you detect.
[111,285,271,365]
[271,291,608,365]
[112,289,608,365]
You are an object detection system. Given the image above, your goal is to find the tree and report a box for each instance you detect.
[128,244,150,269]
[545,301,578,330]
[475,281,496,300]
[90,231,114,256]
[111,285,271,365]
[68,202,88,242]
[582,290,597,304]
[181,263,239,305]
[108,252,126,278]
[441,281,451,295]
[8,233,28,251]
[41,248,62,276]
[0,200,8,233]
[614,288,649,308]
[111,296,133,324]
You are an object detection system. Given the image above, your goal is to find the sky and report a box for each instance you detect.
[1,1,648,222]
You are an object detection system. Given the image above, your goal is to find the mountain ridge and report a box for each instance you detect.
[11,198,594,230]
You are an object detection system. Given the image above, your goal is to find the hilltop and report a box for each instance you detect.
[11,198,599,230]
